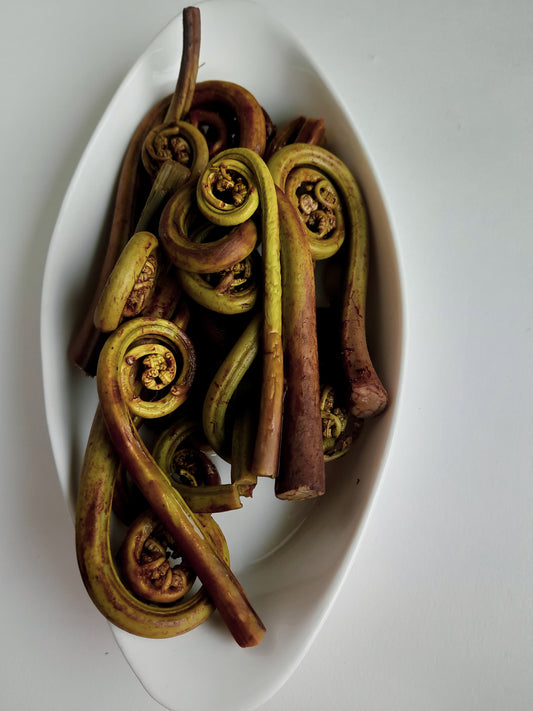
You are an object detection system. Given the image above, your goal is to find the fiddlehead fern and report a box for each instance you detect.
[141,7,210,182]
[93,232,160,333]
[153,418,221,487]
[142,121,209,183]
[197,148,283,479]
[97,316,196,420]
[268,144,346,261]
[76,406,230,637]
[96,316,266,647]
[268,143,388,419]
[68,95,169,375]
[119,509,197,604]
[319,385,362,462]
[152,417,243,512]
[159,181,258,275]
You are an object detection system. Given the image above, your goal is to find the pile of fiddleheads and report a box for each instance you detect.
[71,5,388,647]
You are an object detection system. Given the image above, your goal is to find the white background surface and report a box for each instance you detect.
[1,0,532,709]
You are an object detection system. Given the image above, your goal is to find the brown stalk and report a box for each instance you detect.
[231,405,258,497]
[264,115,325,161]
[275,188,325,500]
[164,7,202,124]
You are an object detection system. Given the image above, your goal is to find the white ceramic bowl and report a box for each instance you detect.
[40,1,404,708]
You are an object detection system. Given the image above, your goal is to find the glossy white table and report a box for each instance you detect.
[1,1,532,709]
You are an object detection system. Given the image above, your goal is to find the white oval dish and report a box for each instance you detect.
[40,1,404,709]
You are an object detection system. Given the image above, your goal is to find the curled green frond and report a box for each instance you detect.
[93,232,160,333]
